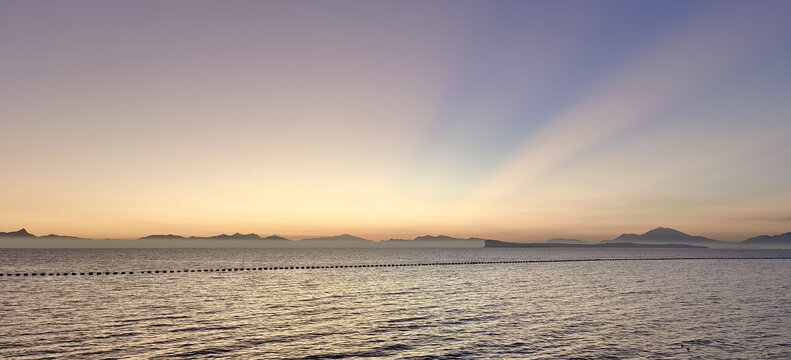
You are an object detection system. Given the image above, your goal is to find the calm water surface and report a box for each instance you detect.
[1,248,790,359]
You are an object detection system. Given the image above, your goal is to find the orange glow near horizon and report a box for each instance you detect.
[2,1,791,242]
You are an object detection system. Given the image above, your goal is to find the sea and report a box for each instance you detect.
[1,248,790,359]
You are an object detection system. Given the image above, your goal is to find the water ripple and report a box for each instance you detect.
[1,248,790,359]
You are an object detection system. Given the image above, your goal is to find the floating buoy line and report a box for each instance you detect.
[1,257,789,278]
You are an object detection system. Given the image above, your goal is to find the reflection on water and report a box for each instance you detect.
[1,248,790,359]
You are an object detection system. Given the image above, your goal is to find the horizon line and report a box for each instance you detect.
[2,226,789,243]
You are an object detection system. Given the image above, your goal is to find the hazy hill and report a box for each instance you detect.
[742,232,791,246]
[0,229,98,248]
[381,235,484,248]
[610,227,726,246]
[140,234,186,240]
[414,235,461,241]
[41,234,83,239]
[202,233,263,240]
[296,234,376,248]
[485,240,706,248]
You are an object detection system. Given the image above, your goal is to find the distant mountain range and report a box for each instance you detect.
[485,240,706,249]
[0,229,483,248]
[608,227,724,246]
[2,227,790,249]
[743,232,791,245]
[490,227,788,248]
[140,233,288,241]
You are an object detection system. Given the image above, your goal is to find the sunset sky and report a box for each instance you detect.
[2,0,790,241]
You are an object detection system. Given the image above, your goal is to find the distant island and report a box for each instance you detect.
[546,238,589,244]
[1,227,790,249]
[608,227,723,246]
[485,240,706,249]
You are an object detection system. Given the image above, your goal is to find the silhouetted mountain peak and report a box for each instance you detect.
[301,234,370,242]
[140,234,186,240]
[0,228,35,237]
[612,227,721,244]
[644,227,687,237]
[208,233,262,240]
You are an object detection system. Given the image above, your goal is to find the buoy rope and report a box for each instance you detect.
[1,257,789,278]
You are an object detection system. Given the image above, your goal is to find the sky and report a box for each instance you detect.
[1,0,790,241]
